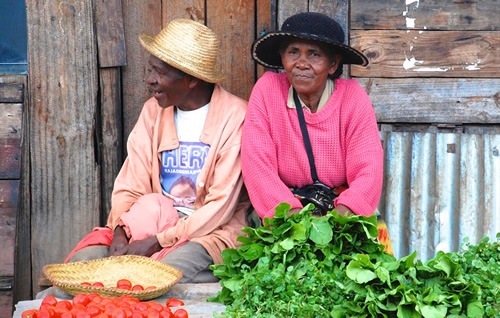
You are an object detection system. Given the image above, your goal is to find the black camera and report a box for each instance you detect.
[291,181,338,216]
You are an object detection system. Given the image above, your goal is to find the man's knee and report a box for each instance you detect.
[160,242,216,283]
[68,245,109,262]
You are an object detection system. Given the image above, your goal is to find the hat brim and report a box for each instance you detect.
[252,32,369,69]
[140,35,225,83]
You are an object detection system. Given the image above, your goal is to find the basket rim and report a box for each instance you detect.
[42,255,183,300]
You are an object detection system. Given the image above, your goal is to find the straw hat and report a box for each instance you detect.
[140,19,225,83]
[252,12,368,69]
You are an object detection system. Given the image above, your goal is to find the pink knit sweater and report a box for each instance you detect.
[241,72,383,218]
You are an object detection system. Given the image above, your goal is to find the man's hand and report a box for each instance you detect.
[109,226,129,255]
[113,236,163,258]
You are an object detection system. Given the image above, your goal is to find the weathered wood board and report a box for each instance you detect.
[0,103,22,179]
[351,30,500,78]
[26,0,101,293]
[94,0,127,67]
[98,68,123,221]
[121,0,162,151]
[0,180,18,276]
[0,287,13,318]
[351,0,500,31]
[207,0,255,101]
[0,179,17,317]
[0,83,23,103]
[358,78,500,124]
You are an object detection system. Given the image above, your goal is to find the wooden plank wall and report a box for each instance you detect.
[0,75,24,318]
[349,0,500,125]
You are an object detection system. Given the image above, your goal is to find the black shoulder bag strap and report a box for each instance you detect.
[293,89,319,183]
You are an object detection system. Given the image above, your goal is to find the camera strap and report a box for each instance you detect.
[293,89,319,183]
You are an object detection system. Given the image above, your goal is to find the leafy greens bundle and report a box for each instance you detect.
[209,203,499,318]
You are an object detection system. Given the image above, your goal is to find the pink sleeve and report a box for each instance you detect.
[241,75,302,218]
[334,83,383,216]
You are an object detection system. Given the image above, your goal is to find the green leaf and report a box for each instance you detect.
[466,300,484,317]
[397,304,421,318]
[309,217,333,245]
[279,238,295,251]
[274,202,291,218]
[420,304,447,318]
[346,260,377,283]
[290,222,307,241]
[239,243,264,261]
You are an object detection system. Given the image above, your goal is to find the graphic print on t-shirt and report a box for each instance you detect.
[160,141,209,212]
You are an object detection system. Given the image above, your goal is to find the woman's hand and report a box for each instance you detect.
[335,204,353,216]
[112,236,163,258]
[109,226,129,255]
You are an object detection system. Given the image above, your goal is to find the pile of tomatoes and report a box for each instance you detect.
[21,293,189,318]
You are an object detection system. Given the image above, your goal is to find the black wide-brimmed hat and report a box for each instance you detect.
[252,12,368,68]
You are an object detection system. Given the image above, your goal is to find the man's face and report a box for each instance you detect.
[146,55,190,108]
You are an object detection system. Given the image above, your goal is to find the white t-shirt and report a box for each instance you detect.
[160,104,210,215]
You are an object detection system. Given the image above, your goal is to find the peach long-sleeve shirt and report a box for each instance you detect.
[106,85,250,264]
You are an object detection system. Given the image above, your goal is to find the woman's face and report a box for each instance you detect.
[146,55,190,108]
[280,40,340,97]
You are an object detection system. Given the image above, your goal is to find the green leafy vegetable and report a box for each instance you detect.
[210,203,499,318]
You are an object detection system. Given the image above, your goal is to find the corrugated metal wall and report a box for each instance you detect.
[379,127,499,260]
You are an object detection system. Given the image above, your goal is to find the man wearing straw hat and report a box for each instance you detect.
[58,19,250,284]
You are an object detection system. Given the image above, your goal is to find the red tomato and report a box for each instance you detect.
[148,302,164,312]
[86,305,103,317]
[76,311,92,318]
[73,293,91,306]
[53,306,70,317]
[132,284,144,291]
[37,309,53,318]
[21,309,38,318]
[133,302,149,312]
[116,279,132,289]
[81,282,92,287]
[165,298,184,308]
[146,311,160,318]
[173,309,188,318]
[41,295,58,307]
[56,299,73,310]
[159,309,174,318]
[132,311,145,318]
[61,311,74,318]
[92,282,105,288]
[111,308,127,318]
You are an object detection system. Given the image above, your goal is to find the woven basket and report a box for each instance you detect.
[43,255,183,300]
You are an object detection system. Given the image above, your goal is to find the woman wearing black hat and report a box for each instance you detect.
[242,12,391,252]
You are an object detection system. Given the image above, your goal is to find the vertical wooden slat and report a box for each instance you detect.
[0,180,18,276]
[310,0,350,77]
[94,0,126,217]
[94,0,127,67]
[310,0,349,36]
[26,0,100,294]
[10,75,31,306]
[98,69,123,222]
[121,0,162,146]
[255,0,276,79]
[0,103,22,179]
[163,0,205,26]
[277,0,307,27]
[207,0,255,100]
